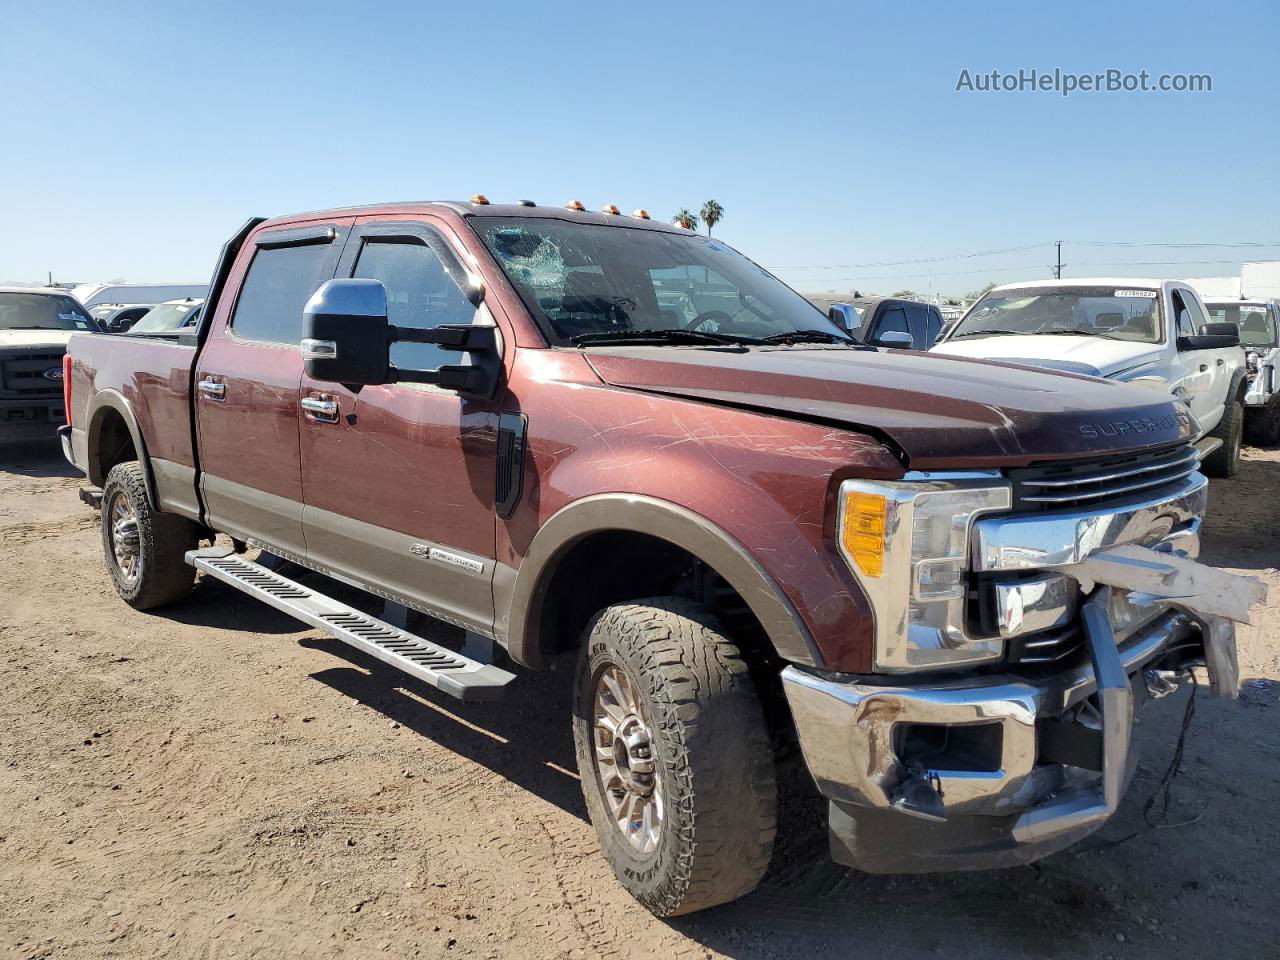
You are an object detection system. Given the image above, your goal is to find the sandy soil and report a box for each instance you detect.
[1,437,1277,960]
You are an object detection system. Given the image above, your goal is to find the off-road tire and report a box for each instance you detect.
[572,597,777,917]
[1203,397,1243,478]
[1245,395,1280,447]
[101,461,200,609]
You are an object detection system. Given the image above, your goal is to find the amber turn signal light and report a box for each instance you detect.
[842,491,888,578]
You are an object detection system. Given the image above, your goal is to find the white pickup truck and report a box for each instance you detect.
[1202,297,1280,445]
[932,279,1247,476]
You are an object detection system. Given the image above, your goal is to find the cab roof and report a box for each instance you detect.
[259,200,690,234]
[988,277,1175,293]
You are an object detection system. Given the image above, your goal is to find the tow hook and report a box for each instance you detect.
[890,766,947,822]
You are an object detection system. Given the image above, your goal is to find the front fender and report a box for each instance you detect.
[498,493,821,669]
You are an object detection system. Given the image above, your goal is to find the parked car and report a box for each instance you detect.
[91,303,154,333]
[821,295,944,349]
[932,279,1247,476]
[63,202,1241,915]
[0,286,99,439]
[71,282,207,310]
[128,297,204,334]
[1203,297,1280,444]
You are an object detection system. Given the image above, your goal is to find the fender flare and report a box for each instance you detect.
[499,493,822,669]
[85,389,158,508]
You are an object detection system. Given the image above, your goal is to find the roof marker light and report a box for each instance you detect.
[565,199,585,210]
[602,204,620,215]
[517,200,536,207]
[471,194,490,205]
[633,209,650,219]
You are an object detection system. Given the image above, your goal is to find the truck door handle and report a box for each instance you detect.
[1217,358,1225,366]
[1199,363,1209,372]
[301,396,339,421]
[197,379,225,400]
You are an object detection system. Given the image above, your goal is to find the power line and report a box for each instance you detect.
[1067,240,1280,248]
[775,242,1052,271]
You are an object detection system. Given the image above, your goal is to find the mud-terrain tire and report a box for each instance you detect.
[1245,395,1280,447]
[101,462,200,609]
[1203,397,1243,478]
[572,597,777,917]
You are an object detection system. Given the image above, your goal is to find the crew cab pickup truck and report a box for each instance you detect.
[1202,297,1280,445]
[63,202,1244,916]
[931,279,1248,476]
[0,287,99,439]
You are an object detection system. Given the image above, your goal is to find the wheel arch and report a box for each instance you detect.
[86,390,157,507]
[499,494,821,670]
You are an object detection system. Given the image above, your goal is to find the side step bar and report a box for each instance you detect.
[1194,436,1223,461]
[186,547,516,702]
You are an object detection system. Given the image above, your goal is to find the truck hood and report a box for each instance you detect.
[930,335,1163,379]
[0,329,77,349]
[584,347,1197,469]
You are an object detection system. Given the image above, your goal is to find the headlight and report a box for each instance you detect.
[837,474,1011,672]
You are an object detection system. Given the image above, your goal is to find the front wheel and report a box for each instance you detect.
[572,598,777,917]
[101,462,200,609]
[1202,398,1243,478]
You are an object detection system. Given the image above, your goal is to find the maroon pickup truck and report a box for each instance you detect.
[62,200,1236,916]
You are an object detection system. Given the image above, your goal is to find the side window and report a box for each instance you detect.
[905,303,930,348]
[352,239,476,371]
[878,305,909,336]
[1171,291,1196,338]
[1181,290,1210,334]
[231,243,336,344]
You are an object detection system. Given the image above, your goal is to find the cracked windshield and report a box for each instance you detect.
[952,286,1163,342]
[477,218,845,345]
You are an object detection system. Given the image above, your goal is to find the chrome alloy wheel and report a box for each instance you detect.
[107,492,142,583]
[592,665,664,855]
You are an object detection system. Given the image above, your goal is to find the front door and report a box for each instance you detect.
[298,217,504,634]
[196,221,352,557]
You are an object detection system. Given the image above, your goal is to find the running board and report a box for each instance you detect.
[1194,436,1223,461]
[186,547,515,702]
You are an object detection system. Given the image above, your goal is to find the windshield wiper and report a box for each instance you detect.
[751,329,864,347]
[1030,329,1125,340]
[949,328,1024,340]
[569,328,751,347]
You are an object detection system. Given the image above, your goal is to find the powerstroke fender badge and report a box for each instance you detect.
[412,543,486,575]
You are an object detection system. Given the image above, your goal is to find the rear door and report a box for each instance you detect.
[297,216,504,634]
[195,221,352,557]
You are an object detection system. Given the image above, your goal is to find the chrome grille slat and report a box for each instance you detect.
[1021,449,1199,488]
[1021,463,1200,504]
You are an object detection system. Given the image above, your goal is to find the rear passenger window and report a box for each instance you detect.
[231,243,335,344]
[878,306,909,336]
[352,240,476,371]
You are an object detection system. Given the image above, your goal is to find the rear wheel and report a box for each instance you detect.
[101,462,200,609]
[1245,395,1280,447]
[1202,398,1243,478]
[572,597,776,917]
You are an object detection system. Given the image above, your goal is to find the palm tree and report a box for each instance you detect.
[673,208,698,230]
[700,200,724,236]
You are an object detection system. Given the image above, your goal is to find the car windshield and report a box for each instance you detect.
[950,286,1164,344]
[1207,302,1277,348]
[474,218,842,345]
[130,300,201,334]
[0,293,97,332]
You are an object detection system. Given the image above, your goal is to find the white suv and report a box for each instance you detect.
[931,278,1247,476]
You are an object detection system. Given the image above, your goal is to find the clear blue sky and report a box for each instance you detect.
[2,0,1276,297]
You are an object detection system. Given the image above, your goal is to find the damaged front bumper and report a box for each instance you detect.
[781,594,1239,873]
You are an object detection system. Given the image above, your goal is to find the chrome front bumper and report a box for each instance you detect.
[782,602,1235,871]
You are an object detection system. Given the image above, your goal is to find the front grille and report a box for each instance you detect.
[1007,442,1198,513]
[0,350,65,397]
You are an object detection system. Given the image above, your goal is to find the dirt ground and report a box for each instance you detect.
[1,436,1277,960]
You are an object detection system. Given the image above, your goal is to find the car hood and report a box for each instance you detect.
[0,329,77,349]
[931,335,1163,379]
[584,347,1197,469]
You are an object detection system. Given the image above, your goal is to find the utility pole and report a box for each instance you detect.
[1054,241,1062,279]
